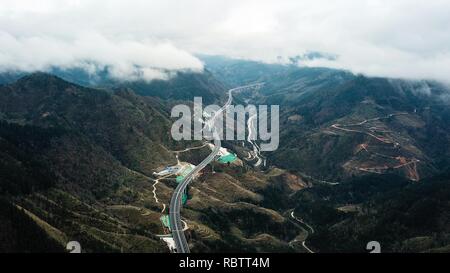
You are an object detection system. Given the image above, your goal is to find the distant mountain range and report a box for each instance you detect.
[0,68,226,104]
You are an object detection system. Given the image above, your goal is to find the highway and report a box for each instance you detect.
[169,83,263,253]
[168,131,220,253]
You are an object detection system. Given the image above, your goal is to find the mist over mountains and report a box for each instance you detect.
[3,1,450,84]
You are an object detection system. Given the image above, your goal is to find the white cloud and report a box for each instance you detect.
[1,0,450,82]
[0,31,203,81]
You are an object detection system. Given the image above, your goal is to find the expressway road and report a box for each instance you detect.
[169,83,263,253]
[168,132,220,253]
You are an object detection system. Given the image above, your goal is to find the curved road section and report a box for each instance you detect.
[169,83,263,253]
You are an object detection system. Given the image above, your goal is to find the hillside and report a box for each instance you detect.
[1,65,449,253]
[0,69,227,105]
[202,57,450,182]
[0,73,178,252]
[119,70,226,105]
[293,170,450,252]
[0,73,303,252]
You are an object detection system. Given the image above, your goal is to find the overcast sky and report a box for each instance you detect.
[1,0,450,82]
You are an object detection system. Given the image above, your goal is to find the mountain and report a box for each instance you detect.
[0,72,302,253]
[1,58,449,253]
[0,73,176,252]
[198,55,299,86]
[118,70,226,105]
[0,72,176,174]
[202,56,450,182]
[0,68,226,105]
[199,56,450,253]
[292,170,450,252]
[0,71,27,86]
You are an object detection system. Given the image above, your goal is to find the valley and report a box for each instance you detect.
[0,57,449,253]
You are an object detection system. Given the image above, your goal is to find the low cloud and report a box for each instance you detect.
[0,32,203,81]
[1,0,450,82]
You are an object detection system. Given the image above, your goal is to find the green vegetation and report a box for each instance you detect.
[290,171,450,252]
[1,61,449,253]
[203,56,450,182]
[0,198,65,253]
